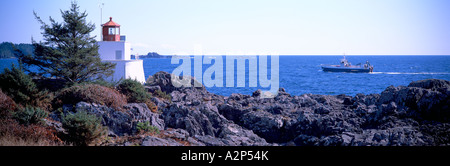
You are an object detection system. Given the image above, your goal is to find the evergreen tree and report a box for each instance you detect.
[0,63,38,105]
[19,2,115,84]
[0,60,51,109]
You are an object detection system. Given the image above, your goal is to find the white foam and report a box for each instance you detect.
[370,72,450,75]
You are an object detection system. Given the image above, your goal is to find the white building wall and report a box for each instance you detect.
[124,42,131,60]
[125,60,145,83]
[98,40,144,84]
[98,41,131,60]
[103,60,146,84]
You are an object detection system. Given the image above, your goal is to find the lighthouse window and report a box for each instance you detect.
[115,50,122,60]
[109,27,115,35]
[108,27,120,35]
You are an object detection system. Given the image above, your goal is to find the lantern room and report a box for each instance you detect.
[102,17,120,41]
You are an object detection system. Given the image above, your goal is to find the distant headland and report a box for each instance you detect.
[0,42,34,59]
[132,52,172,59]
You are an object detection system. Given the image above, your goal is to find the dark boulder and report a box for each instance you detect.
[378,79,450,122]
[68,102,164,136]
[408,79,450,92]
[146,71,206,93]
[141,136,184,146]
[161,102,269,146]
[239,110,289,142]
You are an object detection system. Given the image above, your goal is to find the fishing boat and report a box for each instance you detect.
[321,56,373,73]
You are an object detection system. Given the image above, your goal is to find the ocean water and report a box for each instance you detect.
[143,56,450,96]
[1,56,449,97]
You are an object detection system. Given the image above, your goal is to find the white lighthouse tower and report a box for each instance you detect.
[98,17,145,83]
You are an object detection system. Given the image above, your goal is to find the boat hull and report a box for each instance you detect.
[321,66,371,73]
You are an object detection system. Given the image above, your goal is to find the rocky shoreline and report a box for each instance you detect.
[51,71,450,146]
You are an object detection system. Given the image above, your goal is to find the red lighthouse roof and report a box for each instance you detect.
[102,17,121,41]
[103,17,120,27]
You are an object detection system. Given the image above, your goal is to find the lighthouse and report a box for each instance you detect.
[98,17,145,83]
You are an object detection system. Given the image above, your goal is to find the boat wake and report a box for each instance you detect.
[370,72,450,75]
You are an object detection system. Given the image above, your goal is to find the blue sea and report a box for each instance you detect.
[1,56,449,97]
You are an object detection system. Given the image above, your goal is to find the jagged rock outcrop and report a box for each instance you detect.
[377,79,450,122]
[216,79,449,146]
[52,71,450,146]
[161,93,269,145]
[150,73,449,146]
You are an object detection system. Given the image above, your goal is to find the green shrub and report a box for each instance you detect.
[0,64,36,105]
[56,84,127,111]
[62,110,106,146]
[136,121,160,134]
[13,106,48,126]
[153,89,172,102]
[0,64,52,110]
[115,79,160,113]
[116,79,151,103]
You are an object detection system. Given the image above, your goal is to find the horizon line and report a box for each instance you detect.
[136,54,450,56]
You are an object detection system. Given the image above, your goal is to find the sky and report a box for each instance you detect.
[1,0,449,55]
